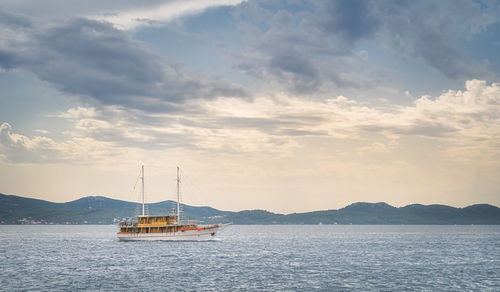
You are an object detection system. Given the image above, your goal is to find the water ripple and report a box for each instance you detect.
[0,225,499,291]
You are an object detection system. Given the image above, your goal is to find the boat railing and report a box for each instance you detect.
[119,221,138,227]
[119,219,201,227]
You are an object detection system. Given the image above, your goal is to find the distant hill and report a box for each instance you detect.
[1,193,499,225]
[0,194,230,224]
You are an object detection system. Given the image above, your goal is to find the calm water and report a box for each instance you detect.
[1,225,499,291]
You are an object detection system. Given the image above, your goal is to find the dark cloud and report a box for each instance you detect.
[376,0,487,80]
[175,112,327,136]
[232,0,497,94]
[0,12,33,69]
[179,115,328,137]
[319,0,380,42]
[34,19,164,99]
[220,116,300,130]
[0,11,32,27]
[0,14,248,112]
[233,4,360,95]
[360,121,458,138]
[393,122,458,137]
[80,125,196,150]
[0,50,22,70]
[267,51,322,94]
[274,129,327,136]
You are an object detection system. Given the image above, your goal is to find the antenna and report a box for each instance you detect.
[141,165,145,216]
[177,166,180,224]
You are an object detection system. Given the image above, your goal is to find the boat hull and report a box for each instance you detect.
[117,227,220,241]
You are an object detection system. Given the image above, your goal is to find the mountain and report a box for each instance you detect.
[0,194,230,224]
[1,193,500,224]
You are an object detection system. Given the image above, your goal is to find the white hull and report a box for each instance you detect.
[117,226,222,241]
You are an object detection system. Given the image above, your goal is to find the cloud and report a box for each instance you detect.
[1,78,498,164]
[0,10,31,27]
[359,121,459,138]
[0,13,248,111]
[0,122,122,164]
[54,106,197,151]
[0,0,245,29]
[354,80,500,166]
[233,4,363,95]
[45,81,500,159]
[374,0,492,80]
[232,0,498,94]
[196,80,499,161]
[0,122,58,163]
[318,0,380,42]
[93,0,245,30]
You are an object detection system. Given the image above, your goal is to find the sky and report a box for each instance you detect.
[0,0,499,213]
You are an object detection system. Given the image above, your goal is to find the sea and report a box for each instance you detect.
[1,225,499,291]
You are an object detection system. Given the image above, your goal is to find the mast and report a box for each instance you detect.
[141,165,145,216]
[176,166,180,224]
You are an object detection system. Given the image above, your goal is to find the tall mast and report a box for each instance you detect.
[176,166,180,224]
[141,165,145,216]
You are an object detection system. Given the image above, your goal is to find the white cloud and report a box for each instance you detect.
[1,80,498,165]
[55,106,98,119]
[0,122,122,164]
[92,0,245,30]
[191,80,500,161]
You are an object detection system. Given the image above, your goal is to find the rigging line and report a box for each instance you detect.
[178,168,183,206]
[178,168,186,211]
[129,168,142,216]
[130,169,142,198]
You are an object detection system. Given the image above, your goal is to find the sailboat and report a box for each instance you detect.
[117,166,228,241]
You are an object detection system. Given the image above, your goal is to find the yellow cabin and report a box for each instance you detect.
[137,215,178,226]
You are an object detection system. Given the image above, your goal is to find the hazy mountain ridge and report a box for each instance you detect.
[1,193,499,224]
